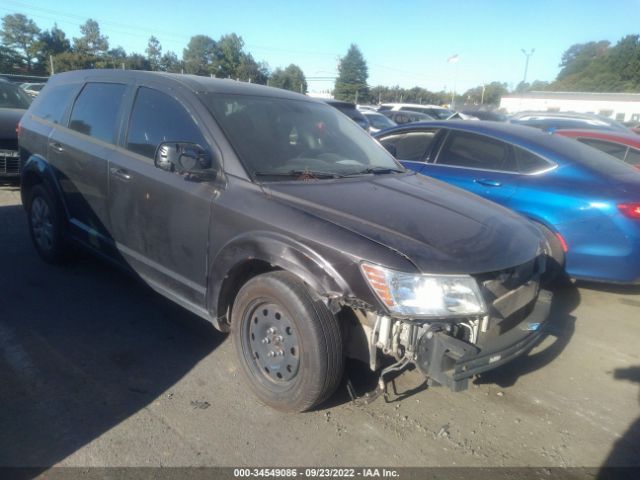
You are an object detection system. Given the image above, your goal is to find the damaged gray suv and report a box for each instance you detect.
[19,70,552,412]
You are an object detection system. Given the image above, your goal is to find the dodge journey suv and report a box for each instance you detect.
[19,70,552,412]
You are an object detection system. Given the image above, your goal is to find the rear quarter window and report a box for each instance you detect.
[29,83,79,124]
[68,82,127,144]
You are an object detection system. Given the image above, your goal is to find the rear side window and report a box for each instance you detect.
[513,146,553,173]
[69,83,126,144]
[624,147,640,166]
[577,138,628,160]
[379,131,437,161]
[126,87,206,159]
[437,131,516,172]
[30,83,77,124]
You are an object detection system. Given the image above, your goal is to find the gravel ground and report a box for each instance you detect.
[0,180,639,472]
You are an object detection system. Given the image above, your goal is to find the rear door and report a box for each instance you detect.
[47,82,127,247]
[422,129,519,206]
[107,83,218,307]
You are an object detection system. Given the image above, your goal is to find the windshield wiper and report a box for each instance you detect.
[254,169,346,179]
[346,166,406,176]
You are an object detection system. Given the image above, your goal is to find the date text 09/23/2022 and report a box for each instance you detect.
[233,468,399,478]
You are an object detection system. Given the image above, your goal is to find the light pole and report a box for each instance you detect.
[521,48,535,85]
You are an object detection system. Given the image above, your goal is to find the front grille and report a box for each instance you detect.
[475,255,544,338]
[0,150,20,176]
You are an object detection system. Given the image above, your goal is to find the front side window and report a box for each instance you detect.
[437,131,516,172]
[68,83,126,144]
[378,131,437,161]
[126,87,207,159]
[624,147,640,166]
[201,93,401,179]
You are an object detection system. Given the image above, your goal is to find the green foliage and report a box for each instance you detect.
[159,51,181,73]
[183,34,218,75]
[461,81,508,105]
[369,85,448,105]
[334,44,369,103]
[551,36,640,92]
[1,14,41,72]
[0,44,25,72]
[269,64,307,93]
[146,36,162,71]
[73,19,109,56]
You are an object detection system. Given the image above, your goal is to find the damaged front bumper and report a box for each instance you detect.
[414,289,552,392]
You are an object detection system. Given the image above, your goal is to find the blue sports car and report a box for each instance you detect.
[375,121,640,284]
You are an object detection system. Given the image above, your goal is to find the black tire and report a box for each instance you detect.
[26,184,71,264]
[231,271,343,412]
[534,222,565,285]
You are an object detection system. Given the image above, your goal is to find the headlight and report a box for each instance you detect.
[361,262,486,317]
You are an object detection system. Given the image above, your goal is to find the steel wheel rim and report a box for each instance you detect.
[31,197,54,252]
[243,301,301,387]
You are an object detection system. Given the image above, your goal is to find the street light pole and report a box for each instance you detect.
[521,48,535,85]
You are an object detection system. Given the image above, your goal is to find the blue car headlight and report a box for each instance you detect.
[361,262,487,317]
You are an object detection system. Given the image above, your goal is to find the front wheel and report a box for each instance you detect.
[231,271,343,412]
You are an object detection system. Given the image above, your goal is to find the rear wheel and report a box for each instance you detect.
[231,271,343,412]
[27,184,71,264]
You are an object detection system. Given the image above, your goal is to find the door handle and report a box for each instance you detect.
[110,167,132,181]
[49,142,64,153]
[474,178,501,187]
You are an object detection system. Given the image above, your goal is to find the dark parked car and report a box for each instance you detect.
[554,129,640,169]
[19,70,551,412]
[323,99,370,129]
[1,79,31,178]
[362,110,396,133]
[375,121,640,284]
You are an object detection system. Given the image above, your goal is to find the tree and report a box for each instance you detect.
[73,19,109,56]
[124,53,150,71]
[334,44,369,103]
[237,54,269,84]
[159,51,181,72]
[217,33,243,78]
[146,36,162,71]
[183,35,218,75]
[462,82,508,105]
[269,64,307,93]
[37,24,71,73]
[1,14,41,72]
[0,44,25,72]
[557,40,610,80]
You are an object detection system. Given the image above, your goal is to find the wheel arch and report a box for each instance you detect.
[20,155,66,215]
[208,232,352,332]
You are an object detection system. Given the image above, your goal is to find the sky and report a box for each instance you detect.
[2,0,640,94]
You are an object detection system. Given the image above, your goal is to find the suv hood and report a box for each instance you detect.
[266,173,542,275]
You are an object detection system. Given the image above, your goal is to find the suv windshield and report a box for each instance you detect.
[201,93,402,179]
[0,81,32,109]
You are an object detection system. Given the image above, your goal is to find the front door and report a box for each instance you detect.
[108,85,217,307]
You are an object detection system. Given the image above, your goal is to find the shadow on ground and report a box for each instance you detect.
[0,203,224,469]
[472,281,579,389]
[598,366,640,475]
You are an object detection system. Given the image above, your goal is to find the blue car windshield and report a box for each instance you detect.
[201,93,401,179]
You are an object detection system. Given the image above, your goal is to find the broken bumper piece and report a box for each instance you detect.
[415,289,552,392]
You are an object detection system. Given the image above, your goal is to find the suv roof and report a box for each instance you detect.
[46,69,314,102]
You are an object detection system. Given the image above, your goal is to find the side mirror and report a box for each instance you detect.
[155,142,216,179]
[381,141,397,157]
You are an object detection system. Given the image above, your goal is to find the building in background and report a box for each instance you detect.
[500,91,640,122]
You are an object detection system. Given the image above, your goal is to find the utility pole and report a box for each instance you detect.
[521,48,535,85]
[49,55,55,75]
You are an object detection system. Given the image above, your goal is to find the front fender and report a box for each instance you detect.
[208,231,353,323]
